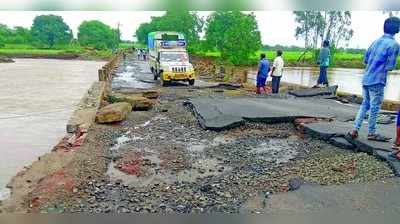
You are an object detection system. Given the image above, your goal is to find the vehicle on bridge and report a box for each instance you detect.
[147,31,195,86]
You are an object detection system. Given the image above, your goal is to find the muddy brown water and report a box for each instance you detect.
[249,67,400,101]
[0,59,104,200]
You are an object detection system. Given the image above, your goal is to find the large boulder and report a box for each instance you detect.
[109,93,154,111]
[96,102,132,123]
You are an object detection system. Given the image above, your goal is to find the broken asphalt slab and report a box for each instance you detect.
[187,96,400,175]
[243,177,400,213]
[187,96,359,131]
[303,121,395,153]
[289,85,338,97]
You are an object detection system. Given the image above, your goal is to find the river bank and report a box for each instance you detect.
[0,48,114,61]
[0,58,104,204]
[1,55,399,213]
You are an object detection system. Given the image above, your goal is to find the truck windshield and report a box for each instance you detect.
[160,52,189,62]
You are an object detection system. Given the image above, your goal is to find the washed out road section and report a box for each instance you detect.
[187,96,359,130]
[187,95,400,175]
[0,59,104,200]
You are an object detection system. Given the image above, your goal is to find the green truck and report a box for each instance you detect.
[147,31,195,86]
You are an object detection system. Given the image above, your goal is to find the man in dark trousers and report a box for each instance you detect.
[256,53,270,94]
[349,17,400,142]
[270,50,284,94]
[316,40,331,87]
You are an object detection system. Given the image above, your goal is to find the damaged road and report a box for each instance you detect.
[187,93,400,175]
[3,55,400,214]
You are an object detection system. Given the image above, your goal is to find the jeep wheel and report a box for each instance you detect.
[188,79,195,86]
[161,79,170,87]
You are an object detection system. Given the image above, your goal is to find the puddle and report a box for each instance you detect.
[141,121,151,127]
[112,71,154,89]
[107,154,162,187]
[249,139,299,165]
[0,188,10,201]
[187,143,207,153]
[112,61,155,90]
[211,136,235,146]
[110,134,144,151]
[107,156,231,187]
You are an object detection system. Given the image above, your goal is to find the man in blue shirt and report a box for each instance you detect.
[316,40,331,87]
[349,17,400,142]
[256,53,270,94]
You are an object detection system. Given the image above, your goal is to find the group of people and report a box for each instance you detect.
[136,48,147,61]
[256,50,284,94]
[256,17,400,160]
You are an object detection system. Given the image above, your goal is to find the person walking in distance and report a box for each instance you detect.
[316,40,331,87]
[270,50,284,94]
[137,48,141,60]
[256,53,270,94]
[348,17,400,142]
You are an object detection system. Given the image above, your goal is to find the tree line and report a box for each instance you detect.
[0,14,120,50]
[136,11,356,65]
[135,11,261,65]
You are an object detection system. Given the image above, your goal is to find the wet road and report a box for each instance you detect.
[0,59,104,200]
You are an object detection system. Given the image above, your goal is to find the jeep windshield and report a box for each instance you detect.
[160,52,189,62]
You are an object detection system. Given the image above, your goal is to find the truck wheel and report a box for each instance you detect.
[188,79,195,86]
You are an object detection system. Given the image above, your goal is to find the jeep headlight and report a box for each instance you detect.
[161,65,170,72]
[188,64,194,72]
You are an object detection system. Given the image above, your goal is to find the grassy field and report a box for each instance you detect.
[197,50,368,68]
[0,44,114,60]
[196,49,398,69]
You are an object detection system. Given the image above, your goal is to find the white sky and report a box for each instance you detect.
[0,11,397,49]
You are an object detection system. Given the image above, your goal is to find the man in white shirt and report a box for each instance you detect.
[270,50,284,93]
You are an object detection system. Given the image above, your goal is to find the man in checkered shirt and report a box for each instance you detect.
[349,17,400,142]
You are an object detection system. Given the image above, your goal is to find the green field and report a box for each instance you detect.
[0,44,114,60]
[198,49,400,69]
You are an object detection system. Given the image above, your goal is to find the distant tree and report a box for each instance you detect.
[10,26,31,44]
[31,15,73,48]
[321,11,353,48]
[0,35,5,48]
[293,11,353,48]
[293,11,324,49]
[135,22,153,45]
[78,20,119,50]
[135,11,203,52]
[0,24,12,44]
[205,11,262,65]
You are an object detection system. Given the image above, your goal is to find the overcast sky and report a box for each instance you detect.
[0,11,397,49]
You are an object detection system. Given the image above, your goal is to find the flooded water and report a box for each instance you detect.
[112,60,155,90]
[0,59,104,200]
[250,67,400,101]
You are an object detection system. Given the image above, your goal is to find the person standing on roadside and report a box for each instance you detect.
[256,53,270,94]
[137,48,141,60]
[316,40,331,87]
[270,50,284,94]
[348,17,400,142]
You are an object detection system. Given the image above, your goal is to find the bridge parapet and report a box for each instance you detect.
[98,50,124,82]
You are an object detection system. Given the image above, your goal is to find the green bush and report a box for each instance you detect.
[78,20,119,50]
